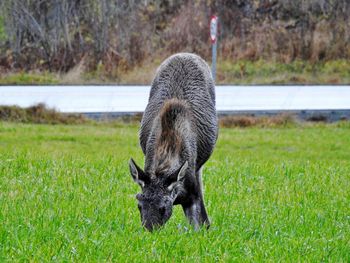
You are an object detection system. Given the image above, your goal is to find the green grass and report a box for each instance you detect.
[0,122,349,261]
[0,72,59,85]
[217,59,350,84]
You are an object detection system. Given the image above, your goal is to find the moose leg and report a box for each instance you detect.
[182,198,210,229]
[182,168,210,229]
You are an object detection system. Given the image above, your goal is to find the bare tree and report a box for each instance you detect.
[0,0,349,73]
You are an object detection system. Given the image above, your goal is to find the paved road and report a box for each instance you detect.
[0,85,350,113]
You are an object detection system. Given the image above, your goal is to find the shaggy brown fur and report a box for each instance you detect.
[154,99,190,175]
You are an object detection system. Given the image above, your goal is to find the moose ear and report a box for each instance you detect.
[167,161,188,191]
[129,158,148,188]
[177,161,188,181]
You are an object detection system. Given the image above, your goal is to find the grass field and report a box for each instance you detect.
[0,122,349,261]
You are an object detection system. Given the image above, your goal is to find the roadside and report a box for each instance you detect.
[1,104,349,128]
[1,59,350,85]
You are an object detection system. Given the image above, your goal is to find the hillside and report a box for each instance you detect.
[0,1,349,84]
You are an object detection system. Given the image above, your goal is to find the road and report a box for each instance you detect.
[0,85,350,113]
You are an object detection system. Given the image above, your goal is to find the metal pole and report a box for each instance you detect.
[212,40,217,83]
[210,16,218,83]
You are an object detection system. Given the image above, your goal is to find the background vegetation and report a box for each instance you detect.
[0,0,349,84]
[0,122,349,261]
[0,104,86,124]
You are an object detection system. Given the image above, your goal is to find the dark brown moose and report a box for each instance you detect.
[129,53,218,231]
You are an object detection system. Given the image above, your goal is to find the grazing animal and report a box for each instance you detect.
[129,53,218,231]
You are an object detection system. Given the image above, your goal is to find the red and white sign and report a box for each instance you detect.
[210,15,218,43]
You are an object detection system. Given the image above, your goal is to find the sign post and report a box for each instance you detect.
[210,15,218,83]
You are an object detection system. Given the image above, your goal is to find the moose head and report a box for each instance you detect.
[129,158,188,231]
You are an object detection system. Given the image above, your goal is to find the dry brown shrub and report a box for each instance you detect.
[61,56,86,84]
[164,2,209,57]
[219,113,296,128]
[0,104,86,124]
[311,20,333,62]
[306,114,328,122]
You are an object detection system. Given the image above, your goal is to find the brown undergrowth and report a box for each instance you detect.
[219,114,297,128]
[1,105,348,128]
[0,104,86,124]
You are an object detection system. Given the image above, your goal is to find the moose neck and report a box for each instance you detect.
[154,126,188,175]
[144,99,196,176]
